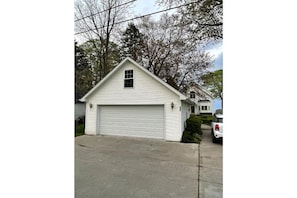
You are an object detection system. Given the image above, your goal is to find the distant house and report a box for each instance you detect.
[186,85,214,115]
[79,57,194,141]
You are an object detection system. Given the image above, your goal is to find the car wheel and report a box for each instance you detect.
[211,130,217,143]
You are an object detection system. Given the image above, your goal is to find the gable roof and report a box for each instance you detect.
[80,57,190,102]
[190,85,215,100]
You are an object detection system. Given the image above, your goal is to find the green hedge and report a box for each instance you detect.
[75,123,85,137]
[186,115,202,135]
[181,115,202,144]
[181,131,201,144]
[197,115,214,126]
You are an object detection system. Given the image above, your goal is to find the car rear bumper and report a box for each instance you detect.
[214,131,223,139]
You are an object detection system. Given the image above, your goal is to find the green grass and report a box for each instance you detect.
[75,124,85,137]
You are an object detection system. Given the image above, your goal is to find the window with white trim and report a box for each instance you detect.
[190,91,195,99]
[202,106,208,110]
[124,70,133,88]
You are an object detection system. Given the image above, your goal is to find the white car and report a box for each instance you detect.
[211,114,223,143]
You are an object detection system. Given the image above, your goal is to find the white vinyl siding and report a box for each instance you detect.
[181,101,191,132]
[198,101,213,114]
[84,61,183,141]
[99,105,164,139]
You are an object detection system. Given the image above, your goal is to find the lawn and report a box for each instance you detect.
[75,123,85,137]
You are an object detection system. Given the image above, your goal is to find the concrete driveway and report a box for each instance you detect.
[75,135,199,198]
[75,125,223,198]
[199,125,223,198]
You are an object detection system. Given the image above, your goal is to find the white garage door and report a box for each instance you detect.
[99,105,164,139]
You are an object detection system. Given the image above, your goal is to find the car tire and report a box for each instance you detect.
[211,130,217,143]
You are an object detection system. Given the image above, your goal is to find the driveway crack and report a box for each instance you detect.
[198,143,200,198]
[78,143,90,148]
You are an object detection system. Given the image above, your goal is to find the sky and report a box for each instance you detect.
[133,0,223,112]
[133,0,174,19]
[133,0,158,14]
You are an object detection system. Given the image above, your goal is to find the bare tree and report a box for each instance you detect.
[137,14,213,92]
[157,0,223,42]
[75,0,133,83]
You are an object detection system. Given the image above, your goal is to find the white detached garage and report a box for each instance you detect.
[80,58,193,141]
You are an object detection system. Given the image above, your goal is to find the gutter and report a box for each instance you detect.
[182,98,195,105]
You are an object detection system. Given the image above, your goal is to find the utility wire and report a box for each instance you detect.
[75,0,199,35]
[75,0,136,22]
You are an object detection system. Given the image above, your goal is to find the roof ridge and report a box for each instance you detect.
[80,57,189,102]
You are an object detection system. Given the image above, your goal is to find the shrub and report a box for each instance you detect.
[182,131,193,143]
[75,123,85,137]
[197,115,214,126]
[186,115,202,135]
[192,133,201,144]
[181,115,203,144]
[181,131,201,144]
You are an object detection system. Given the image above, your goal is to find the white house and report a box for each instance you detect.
[186,85,214,115]
[80,57,194,141]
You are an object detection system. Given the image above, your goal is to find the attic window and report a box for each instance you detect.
[124,70,133,88]
[190,91,195,99]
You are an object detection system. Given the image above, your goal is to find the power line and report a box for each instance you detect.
[75,0,136,22]
[75,0,200,35]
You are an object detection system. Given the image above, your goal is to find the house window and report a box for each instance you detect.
[202,106,207,110]
[124,70,133,88]
[191,105,195,113]
[190,91,195,99]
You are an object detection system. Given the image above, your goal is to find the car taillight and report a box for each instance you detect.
[215,124,220,131]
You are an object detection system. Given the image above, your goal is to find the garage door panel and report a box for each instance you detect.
[99,105,164,139]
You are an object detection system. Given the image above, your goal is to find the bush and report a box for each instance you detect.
[75,123,85,137]
[181,131,201,144]
[197,115,214,126]
[186,115,202,135]
[181,115,202,144]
